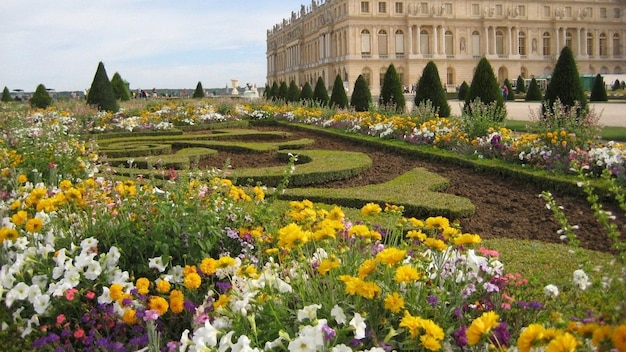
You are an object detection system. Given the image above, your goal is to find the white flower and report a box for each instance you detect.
[331,344,353,352]
[192,320,220,348]
[148,256,168,272]
[5,282,30,307]
[573,269,591,290]
[331,305,347,325]
[33,294,50,314]
[297,304,321,322]
[544,284,560,298]
[349,312,367,339]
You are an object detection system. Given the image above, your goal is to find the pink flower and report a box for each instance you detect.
[85,291,96,300]
[477,247,500,258]
[65,288,78,301]
[49,162,57,169]
[144,309,160,321]
[56,314,66,326]
[74,328,85,339]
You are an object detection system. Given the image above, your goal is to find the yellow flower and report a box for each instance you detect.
[466,311,500,345]
[611,325,626,352]
[17,174,28,183]
[218,256,236,268]
[59,179,73,191]
[252,186,265,201]
[183,272,202,290]
[423,238,447,251]
[358,259,377,279]
[122,309,138,325]
[148,296,169,316]
[408,217,424,227]
[214,294,231,310]
[361,202,382,216]
[375,247,407,266]
[156,279,171,294]
[9,200,21,211]
[277,223,310,250]
[317,258,341,275]
[24,218,43,233]
[169,290,185,313]
[135,277,150,295]
[420,334,442,351]
[592,325,612,348]
[453,233,482,246]
[327,206,345,221]
[109,283,124,301]
[384,292,405,313]
[406,230,427,241]
[425,216,450,230]
[546,332,578,352]
[517,324,546,352]
[200,258,218,275]
[348,224,370,237]
[339,275,362,295]
[0,227,19,242]
[356,281,381,299]
[11,210,28,226]
[395,265,421,284]
[183,265,197,276]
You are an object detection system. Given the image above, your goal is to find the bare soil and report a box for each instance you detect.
[198,126,625,253]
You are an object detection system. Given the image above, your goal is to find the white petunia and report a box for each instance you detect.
[148,256,168,272]
[297,304,321,322]
[192,320,220,348]
[349,312,367,339]
[331,305,347,325]
[32,294,50,314]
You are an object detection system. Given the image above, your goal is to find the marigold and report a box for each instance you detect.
[423,237,447,251]
[200,258,218,275]
[358,259,377,279]
[384,292,405,313]
[516,324,546,352]
[376,247,407,266]
[11,210,28,226]
[406,230,427,241]
[218,256,236,268]
[109,283,124,301]
[148,296,169,316]
[183,272,202,290]
[156,279,171,294]
[122,309,138,325]
[135,277,150,295]
[425,216,450,229]
[0,227,19,242]
[612,325,626,352]
[356,281,381,299]
[466,311,500,345]
[361,202,382,216]
[453,233,482,246]
[395,265,420,284]
[169,290,185,314]
[546,332,578,352]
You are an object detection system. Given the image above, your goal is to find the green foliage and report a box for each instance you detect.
[313,76,329,107]
[525,78,543,101]
[87,61,119,112]
[516,75,526,93]
[1,86,11,102]
[193,81,205,98]
[350,74,372,112]
[460,98,506,138]
[457,81,469,101]
[464,57,505,120]
[110,72,131,101]
[299,81,314,103]
[414,61,451,117]
[287,80,300,103]
[30,83,53,109]
[590,74,608,102]
[268,81,279,101]
[379,64,405,113]
[504,78,515,101]
[612,79,622,91]
[543,46,587,115]
[329,74,348,109]
[278,81,289,102]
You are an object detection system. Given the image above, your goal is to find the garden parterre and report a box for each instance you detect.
[0,100,625,351]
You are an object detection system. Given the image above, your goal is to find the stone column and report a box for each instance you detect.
[484,26,489,55]
[409,25,413,54]
[441,26,446,54]
[508,26,512,55]
[416,25,421,54]
[433,25,439,54]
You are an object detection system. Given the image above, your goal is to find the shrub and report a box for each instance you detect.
[287,80,301,103]
[313,77,329,107]
[379,64,405,113]
[460,98,506,138]
[350,74,372,112]
[516,75,526,93]
[300,82,314,104]
[111,72,131,101]
[457,81,469,101]
[278,81,289,102]
[330,74,348,109]
[543,46,587,116]
[464,57,506,121]
[414,61,451,117]
[504,78,515,101]
[87,61,119,112]
[268,81,279,101]
[193,81,205,98]
[30,84,53,109]
[590,74,608,102]
[525,78,543,101]
[1,86,11,102]
[612,79,622,91]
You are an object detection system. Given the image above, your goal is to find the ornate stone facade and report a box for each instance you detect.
[267,0,626,95]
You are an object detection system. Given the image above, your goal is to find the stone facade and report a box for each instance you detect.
[266,0,626,96]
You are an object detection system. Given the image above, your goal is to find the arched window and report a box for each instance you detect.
[542,32,551,56]
[615,66,623,74]
[587,32,594,56]
[395,30,405,55]
[472,31,481,57]
[613,33,621,56]
[420,29,430,54]
[378,29,388,56]
[496,30,504,55]
[444,30,454,55]
[518,31,527,56]
[361,29,371,55]
[600,66,608,74]
[599,33,608,57]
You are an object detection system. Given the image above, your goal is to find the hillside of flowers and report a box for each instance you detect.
[0,100,625,351]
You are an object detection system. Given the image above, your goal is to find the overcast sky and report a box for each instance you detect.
[0,0,304,92]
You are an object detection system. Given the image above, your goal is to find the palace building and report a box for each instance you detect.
[266,0,626,96]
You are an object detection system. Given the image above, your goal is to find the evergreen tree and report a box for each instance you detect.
[613,79,622,91]
[464,57,505,115]
[414,61,451,117]
[329,74,348,109]
[313,77,329,106]
[457,81,469,101]
[278,81,289,102]
[543,46,587,114]
[87,62,119,112]
[590,74,608,102]
[350,74,372,112]
[193,82,205,98]
[262,84,270,99]
[1,87,11,102]
[516,75,526,93]
[269,81,279,101]
[110,72,131,101]
[287,80,300,103]
[30,84,53,109]
[525,77,543,101]
[504,78,515,101]
[300,82,314,103]
[379,64,405,113]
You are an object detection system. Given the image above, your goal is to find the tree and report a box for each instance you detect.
[457,81,469,101]
[192,82,205,98]
[543,46,587,115]
[278,81,289,102]
[287,80,300,103]
[1,87,11,102]
[110,72,131,101]
[464,57,505,114]
[414,61,450,117]
[300,82,314,103]
[30,84,53,109]
[612,79,622,91]
[87,62,119,112]
[504,78,515,101]
[525,77,543,101]
[516,76,526,93]
[329,74,348,109]
[590,74,608,102]
[379,64,405,113]
[313,77,329,107]
[350,74,372,112]
[268,81,279,101]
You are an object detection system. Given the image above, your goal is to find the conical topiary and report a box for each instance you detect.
[278,81,289,102]
[300,82,314,104]
[457,81,469,101]
[525,77,543,101]
[268,81,279,101]
[379,64,405,113]
[330,74,348,109]
[504,78,515,101]
[543,46,587,115]
[30,84,53,109]
[313,77,329,107]
[111,72,131,101]
[590,74,608,102]
[87,62,119,112]
[464,57,505,118]
[1,86,11,102]
[193,82,205,98]
[516,75,526,93]
[414,61,451,117]
[350,74,372,112]
[287,80,300,103]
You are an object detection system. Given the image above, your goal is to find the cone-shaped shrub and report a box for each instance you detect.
[464,57,505,117]
[504,78,515,101]
[613,79,622,91]
[111,72,130,101]
[278,81,289,102]
[525,78,543,101]
[193,82,205,98]
[300,82,314,104]
[313,77,329,107]
[1,87,11,102]
[287,80,300,103]
[590,74,608,102]
[379,64,405,113]
[350,74,372,112]
[30,84,52,109]
[87,62,119,112]
[414,61,450,117]
[516,76,526,93]
[543,46,587,115]
[457,81,469,101]
[268,82,279,101]
[330,74,348,109]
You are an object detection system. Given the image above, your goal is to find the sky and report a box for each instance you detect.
[0,0,304,92]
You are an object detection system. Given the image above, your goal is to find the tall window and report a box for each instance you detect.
[600,8,607,18]
[361,1,370,13]
[395,2,403,14]
[395,30,405,54]
[446,67,455,86]
[542,32,551,56]
[599,33,608,56]
[445,30,454,56]
[472,31,481,57]
[565,30,573,49]
[362,68,371,86]
[420,29,430,54]
[378,30,388,56]
[517,5,526,16]
[361,29,371,54]
[587,32,594,56]
[519,31,527,56]
[378,2,387,13]
[496,30,504,55]
[614,33,622,56]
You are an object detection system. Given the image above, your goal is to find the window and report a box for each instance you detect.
[362,68,371,86]
[395,30,404,54]
[395,2,403,13]
[495,30,504,55]
[471,3,480,16]
[587,32,594,56]
[542,32,551,56]
[361,1,370,13]
[444,3,452,15]
[615,8,621,19]
[361,29,371,54]
[586,7,593,17]
[519,31,526,56]
[420,29,430,54]
[446,67,454,86]
[378,1,387,13]
[566,31,573,49]
[600,8,607,19]
[517,5,525,16]
[543,6,551,17]
[472,31,481,57]
[600,33,608,56]
[445,30,453,55]
[614,34,622,56]
[378,29,388,55]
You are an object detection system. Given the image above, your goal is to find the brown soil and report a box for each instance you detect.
[198,126,625,253]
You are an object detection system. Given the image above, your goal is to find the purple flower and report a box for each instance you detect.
[453,326,468,347]
[491,321,510,348]
[426,295,439,308]
[322,324,336,341]
[216,281,232,293]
